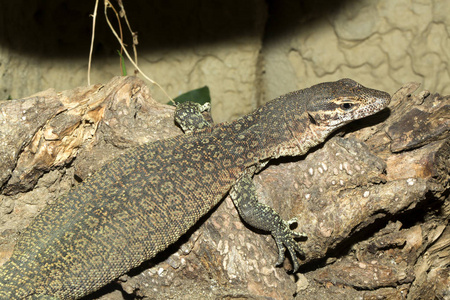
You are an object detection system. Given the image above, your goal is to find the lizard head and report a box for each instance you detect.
[305,78,390,128]
[254,78,390,159]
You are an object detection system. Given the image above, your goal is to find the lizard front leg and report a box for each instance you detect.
[230,173,306,272]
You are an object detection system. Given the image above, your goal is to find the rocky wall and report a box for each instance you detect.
[0,0,448,120]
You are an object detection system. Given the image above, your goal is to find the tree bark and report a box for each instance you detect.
[0,76,448,299]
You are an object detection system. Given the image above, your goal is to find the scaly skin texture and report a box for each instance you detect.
[0,79,390,299]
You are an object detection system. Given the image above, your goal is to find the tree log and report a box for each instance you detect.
[0,76,448,299]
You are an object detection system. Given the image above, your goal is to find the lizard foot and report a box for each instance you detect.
[230,174,307,273]
[272,217,306,272]
[174,101,212,133]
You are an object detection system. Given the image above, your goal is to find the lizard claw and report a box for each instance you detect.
[272,217,306,272]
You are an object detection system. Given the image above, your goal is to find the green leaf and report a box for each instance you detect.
[117,50,127,76]
[171,86,210,106]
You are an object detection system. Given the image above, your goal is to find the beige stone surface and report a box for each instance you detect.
[138,40,263,123]
[263,0,450,102]
[0,0,266,123]
[0,0,449,120]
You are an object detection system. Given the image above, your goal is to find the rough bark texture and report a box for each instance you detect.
[0,76,448,299]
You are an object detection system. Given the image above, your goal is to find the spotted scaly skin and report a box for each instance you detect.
[0,79,390,299]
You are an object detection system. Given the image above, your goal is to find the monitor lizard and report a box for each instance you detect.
[0,78,390,299]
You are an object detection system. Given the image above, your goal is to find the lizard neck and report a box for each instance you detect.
[220,98,327,162]
[264,114,333,159]
[242,95,332,160]
[237,91,339,161]
[209,90,338,166]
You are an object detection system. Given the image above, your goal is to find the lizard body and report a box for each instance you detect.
[0,79,390,299]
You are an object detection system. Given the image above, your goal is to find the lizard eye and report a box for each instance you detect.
[340,103,353,110]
